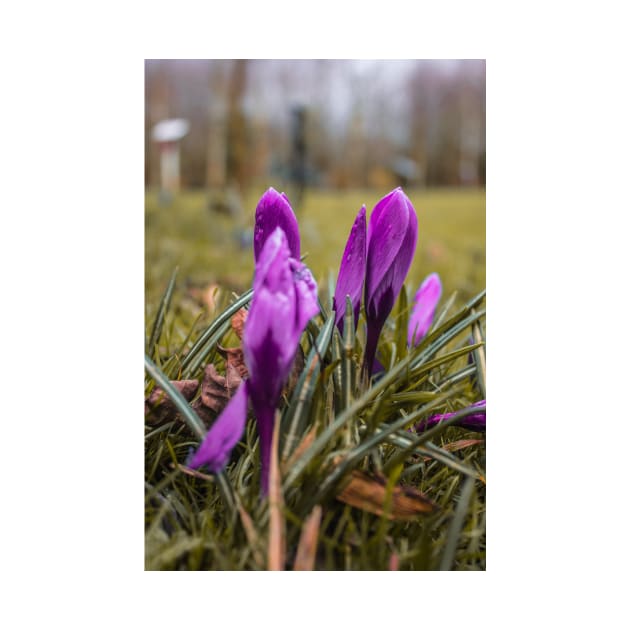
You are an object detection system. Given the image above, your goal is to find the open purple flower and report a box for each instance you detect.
[190,227,319,493]
[408,272,442,346]
[413,400,486,433]
[332,205,366,335]
[364,188,418,374]
[253,187,300,263]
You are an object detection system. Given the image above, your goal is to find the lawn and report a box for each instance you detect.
[145,186,486,570]
[145,187,485,314]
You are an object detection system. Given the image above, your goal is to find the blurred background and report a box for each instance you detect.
[145,59,485,317]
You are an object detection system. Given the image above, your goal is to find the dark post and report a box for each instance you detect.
[290,105,307,212]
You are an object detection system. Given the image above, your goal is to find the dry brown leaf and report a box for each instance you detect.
[145,379,199,425]
[231,308,248,339]
[293,505,322,571]
[217,345,249,379]
[199,363,243,413]
[336,470,437,520]
[190,398,217,427]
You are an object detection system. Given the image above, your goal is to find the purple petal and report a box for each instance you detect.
[365,189,418,327]
[245,227,318,409]
[245,230,297,404]
[363,190,418,373]
[253,188,300,262]
[188,381,249,471]
[408,273,442,346]
[414,400,486,433]
[365,189,411,295]
[245,285,295,404]
[332,205,366,334]
[244,226,319,494]
[290,258,320,335]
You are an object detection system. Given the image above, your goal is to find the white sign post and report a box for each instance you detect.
[151,118,190,199]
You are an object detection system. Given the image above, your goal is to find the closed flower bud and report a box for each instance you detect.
[408,273,442,346]
[332,205,366,334]
[364,188,418,374]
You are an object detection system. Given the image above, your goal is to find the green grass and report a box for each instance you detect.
[145,186,485,571]
[146,186,485,311]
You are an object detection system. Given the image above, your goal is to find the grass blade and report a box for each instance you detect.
[144,354,206,440]
[439,476,476,570]
[283,349,418,489]
[281,312,336,460]
[342,296,356,411]
[179,288,253,377]
[147,267,178,359]
[472,314,486,398]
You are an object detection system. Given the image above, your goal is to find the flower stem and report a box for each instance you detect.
[256,404,275,495]
[362,322,383,382]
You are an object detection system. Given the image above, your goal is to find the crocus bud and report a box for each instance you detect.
[254,188,300,262]
[364,188,418,374]
[414,400,486,433]
[332,205,366,334]
[246,227,318,491]
[408,273,442,346]
[190,227,318,494]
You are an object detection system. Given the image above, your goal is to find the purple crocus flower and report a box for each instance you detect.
[190,227,319,493]
[408,272,442,346]
[253,187,300,263]
[332,205,366,335]
[364,188,418,374]
[413,400,486,433]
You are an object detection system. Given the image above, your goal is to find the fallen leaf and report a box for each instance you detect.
[231,308,247,339]
[336,470,437,520]
[200,363,243,413]
[145,379,199,425]
[217,345,248,379]
[191,398,217,427]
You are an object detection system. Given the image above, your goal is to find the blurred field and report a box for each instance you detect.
[145,187,485,316]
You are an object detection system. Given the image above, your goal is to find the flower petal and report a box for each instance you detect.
[332,205,366,333]
[245,227,318,409]
[365,193,418,326]
[290,257,320,335]
[253,188,300,262]
[414,400,486,433]
[408,273,442,346]
[363,188,418,375]
[188,381,249,471]
[365,189,411,295]
[245,285,295,405]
